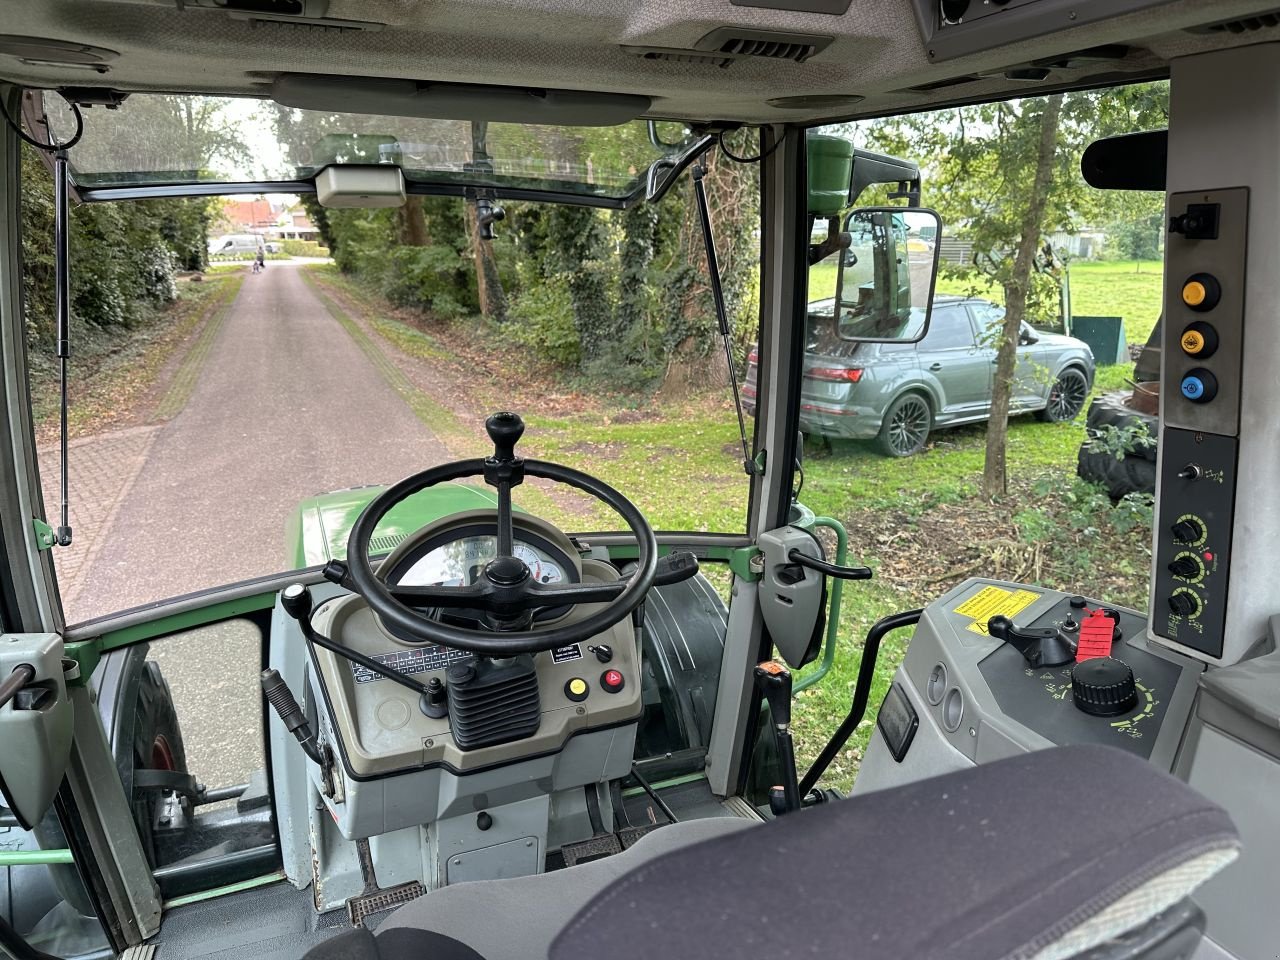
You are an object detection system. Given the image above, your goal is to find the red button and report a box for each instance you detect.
[601,669,625,693]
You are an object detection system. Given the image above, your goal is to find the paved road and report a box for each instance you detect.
[54,262,451,790]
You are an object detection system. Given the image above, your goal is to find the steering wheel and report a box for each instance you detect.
[328,412,659,656]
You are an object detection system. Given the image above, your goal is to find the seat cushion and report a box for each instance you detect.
[552,746,1238,960]
[372,815,755,960]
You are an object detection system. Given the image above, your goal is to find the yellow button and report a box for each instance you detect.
[568,678,587,695]
[1182,281,1207,308]
[1181,330,1206,354]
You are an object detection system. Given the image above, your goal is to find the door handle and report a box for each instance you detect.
[928,362,943,371]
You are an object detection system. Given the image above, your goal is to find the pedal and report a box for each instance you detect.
[346,837,426,928]
[561,833,623,867]
[617,823,665,849]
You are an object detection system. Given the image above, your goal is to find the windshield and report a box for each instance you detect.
[47,93,699,201]
[22,119,758,624]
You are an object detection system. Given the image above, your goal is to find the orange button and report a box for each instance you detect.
[1182,280,1207,308]
[1181,329,1206,355]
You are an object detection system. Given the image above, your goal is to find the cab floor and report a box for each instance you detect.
[150,779,745,959]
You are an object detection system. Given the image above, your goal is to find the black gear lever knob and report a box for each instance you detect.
[486,412,525,462]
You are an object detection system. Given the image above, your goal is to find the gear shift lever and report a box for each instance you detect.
[754,660,801,815]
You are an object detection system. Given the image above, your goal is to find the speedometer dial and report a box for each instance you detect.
[515,543,564,584]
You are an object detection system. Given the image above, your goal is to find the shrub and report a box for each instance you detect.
[508,276,580,365]
[281,239,329,258]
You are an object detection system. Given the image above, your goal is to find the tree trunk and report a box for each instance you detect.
[400,196,428,247]
[981,94,1064,499]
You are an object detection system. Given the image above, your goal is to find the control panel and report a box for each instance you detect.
[909,0,1170,62]
[1152,189,1248,659]
[853,579,1203,798]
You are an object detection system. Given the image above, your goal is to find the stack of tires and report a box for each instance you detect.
[1076,392,1158,499]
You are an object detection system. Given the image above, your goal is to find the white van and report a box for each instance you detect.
[208,234,265,258]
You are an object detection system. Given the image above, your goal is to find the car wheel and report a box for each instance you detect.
[876,393,931,457]
[1037,368,1089,422]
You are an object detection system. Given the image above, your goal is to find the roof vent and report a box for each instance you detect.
[1187,9,1280,33]
[906,73,980,92]
[695,27,833,63]
[622,46,734,68]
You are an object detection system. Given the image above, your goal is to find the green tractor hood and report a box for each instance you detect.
[286,482,500,568]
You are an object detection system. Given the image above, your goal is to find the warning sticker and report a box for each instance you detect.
[953,585,1041,635]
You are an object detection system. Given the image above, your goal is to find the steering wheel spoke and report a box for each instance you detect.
[523,579,627,608]
[389,582,490,609]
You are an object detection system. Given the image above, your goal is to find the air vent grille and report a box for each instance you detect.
[1190,10,1280,33]
[368,533,406,555]
[239,16,380,32]
[629,47,733,67]
[718,37,816,62]
[695,27,833,63]
[907,74,980,92]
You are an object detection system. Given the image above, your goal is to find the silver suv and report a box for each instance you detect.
[744,295,1096,457]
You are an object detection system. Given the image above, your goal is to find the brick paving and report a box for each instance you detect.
[37,423,161,612]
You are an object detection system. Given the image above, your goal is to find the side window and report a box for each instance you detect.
[968,302,1006,342]
[920,306,977,350]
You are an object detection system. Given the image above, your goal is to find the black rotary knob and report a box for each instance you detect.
[1170,518,1204,544]
[1071,657,1138,717]
[1168,555,1203,579]
[1168,590,1201,618]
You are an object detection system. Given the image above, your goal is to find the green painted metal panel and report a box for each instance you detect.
[1070,315,1129,365]
[286,483,500,568]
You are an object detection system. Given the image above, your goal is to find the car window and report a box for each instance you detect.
[920,306,977,350]
[967,302,1004,338]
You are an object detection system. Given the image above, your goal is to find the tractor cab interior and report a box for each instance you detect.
[2,2,1280,959]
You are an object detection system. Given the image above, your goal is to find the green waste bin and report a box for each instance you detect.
[1069,315,1129,365]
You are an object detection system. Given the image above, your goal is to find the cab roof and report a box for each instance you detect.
[2,1,1279,127]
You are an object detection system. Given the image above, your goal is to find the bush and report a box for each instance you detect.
[281,239,329,258]
[508,276,580,365]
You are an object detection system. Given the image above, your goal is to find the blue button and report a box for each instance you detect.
[1181,376,1205,400]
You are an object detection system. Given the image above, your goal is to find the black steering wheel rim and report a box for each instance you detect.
[344,456,658,655]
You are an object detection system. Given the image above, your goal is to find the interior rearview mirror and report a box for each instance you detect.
[833,207,942,343]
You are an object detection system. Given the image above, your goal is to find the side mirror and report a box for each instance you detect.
[834,207,942,343]
[1020,328,1040,345]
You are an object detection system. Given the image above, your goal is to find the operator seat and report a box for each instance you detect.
[306,746,1239,960]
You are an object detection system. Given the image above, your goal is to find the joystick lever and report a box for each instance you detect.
[483,412,525,559]
[754,660,801,816]
[988,615,1077,668]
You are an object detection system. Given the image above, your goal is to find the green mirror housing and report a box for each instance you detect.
[807,132,855,218]
[833,206,943,343]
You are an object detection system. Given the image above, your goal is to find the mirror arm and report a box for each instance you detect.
[808,216,850,266]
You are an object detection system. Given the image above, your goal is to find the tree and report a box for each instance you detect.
[861,84,1169,496]
[982,93,1063,497]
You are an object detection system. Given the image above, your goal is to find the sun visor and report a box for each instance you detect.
[272,74,651,127]
[314,165,406,208]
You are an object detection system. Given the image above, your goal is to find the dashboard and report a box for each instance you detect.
[299,509,644,839]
